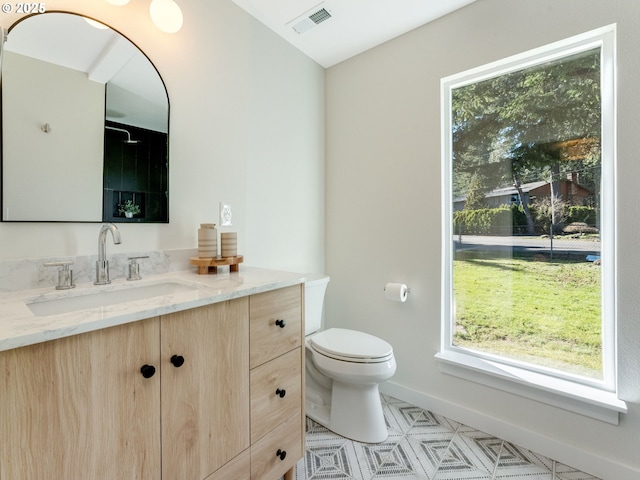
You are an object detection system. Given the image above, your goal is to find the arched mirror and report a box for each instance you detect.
[1,12,169,222]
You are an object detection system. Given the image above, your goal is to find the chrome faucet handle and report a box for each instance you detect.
[44,261,75,290]
[127,256,149,281]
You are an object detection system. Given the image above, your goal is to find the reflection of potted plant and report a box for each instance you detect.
[118,200,141,218]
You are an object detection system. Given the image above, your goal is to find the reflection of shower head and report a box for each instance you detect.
[106,126,140,144]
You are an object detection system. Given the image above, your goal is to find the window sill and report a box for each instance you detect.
[435,350,627,425]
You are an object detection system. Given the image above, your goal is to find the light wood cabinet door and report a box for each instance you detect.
[204,449,250,480]
[249,285,302,369]
[0,318,161,480]
[161,298,250,480]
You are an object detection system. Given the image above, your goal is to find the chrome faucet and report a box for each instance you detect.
[95,223,122,285]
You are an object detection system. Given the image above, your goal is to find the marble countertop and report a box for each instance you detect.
[0,267,305,353]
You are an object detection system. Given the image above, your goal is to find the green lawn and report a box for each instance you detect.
[453,255,602,378]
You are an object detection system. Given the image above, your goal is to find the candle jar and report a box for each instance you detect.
[198,223,218,258]
[220,232,237,257]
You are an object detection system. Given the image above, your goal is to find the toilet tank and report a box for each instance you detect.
[304,274,330,335]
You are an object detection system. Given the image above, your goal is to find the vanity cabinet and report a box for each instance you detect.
[0,283,304,480]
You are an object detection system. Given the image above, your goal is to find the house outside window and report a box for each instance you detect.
[439,26,625,423]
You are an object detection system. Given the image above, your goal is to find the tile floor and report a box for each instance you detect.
[290,394,600,480]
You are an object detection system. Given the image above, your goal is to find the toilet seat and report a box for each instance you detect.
[309,328,394,364]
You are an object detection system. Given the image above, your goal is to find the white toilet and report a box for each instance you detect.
[305,274,396,443]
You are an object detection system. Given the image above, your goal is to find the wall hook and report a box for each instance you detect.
[41,123,52,133]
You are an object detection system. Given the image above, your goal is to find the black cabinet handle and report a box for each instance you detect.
[276,388,286,398]
[170,355,185,367]
[275,319,286,328]
[276,449,287,461]
[140,364,156,378]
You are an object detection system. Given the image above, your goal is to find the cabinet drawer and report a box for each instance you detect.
[250,414,302,480]
[250,348,302,443]
[250,285,302,368]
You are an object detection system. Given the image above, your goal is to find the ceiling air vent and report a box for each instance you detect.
[289,6,332,34]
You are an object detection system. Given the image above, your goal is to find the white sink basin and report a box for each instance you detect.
[27,281,199,317]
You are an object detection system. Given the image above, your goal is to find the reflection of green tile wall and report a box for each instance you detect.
[103,121,168,223]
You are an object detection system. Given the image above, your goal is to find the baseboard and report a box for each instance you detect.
[379,381,640,480]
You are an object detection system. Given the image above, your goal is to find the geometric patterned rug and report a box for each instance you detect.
[289,394,600,480]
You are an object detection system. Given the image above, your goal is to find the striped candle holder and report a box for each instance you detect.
[220,232,237,257]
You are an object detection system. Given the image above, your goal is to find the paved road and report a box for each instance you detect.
[453,235,600,255]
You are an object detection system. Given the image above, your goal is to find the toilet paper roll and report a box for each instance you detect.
[385,283,408,302]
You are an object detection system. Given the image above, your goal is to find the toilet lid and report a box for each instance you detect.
[309,328,394,363]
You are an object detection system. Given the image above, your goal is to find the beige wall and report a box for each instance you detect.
[0,0,325,274]
[326,0,640,478]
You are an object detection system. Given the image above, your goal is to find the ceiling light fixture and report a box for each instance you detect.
[149,0,183,34]
[106,0,183,34]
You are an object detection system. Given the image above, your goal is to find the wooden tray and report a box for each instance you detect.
[189,255,244,274]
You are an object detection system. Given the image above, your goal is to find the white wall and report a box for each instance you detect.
[0,0,325,274]
[3,52,104,221]
[325,0,640,478]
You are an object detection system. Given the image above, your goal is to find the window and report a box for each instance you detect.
[439,26,625,422]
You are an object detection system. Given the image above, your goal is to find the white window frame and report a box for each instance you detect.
[438,25,626,424]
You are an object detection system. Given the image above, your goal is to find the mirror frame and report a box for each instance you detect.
[0,11,170,223]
